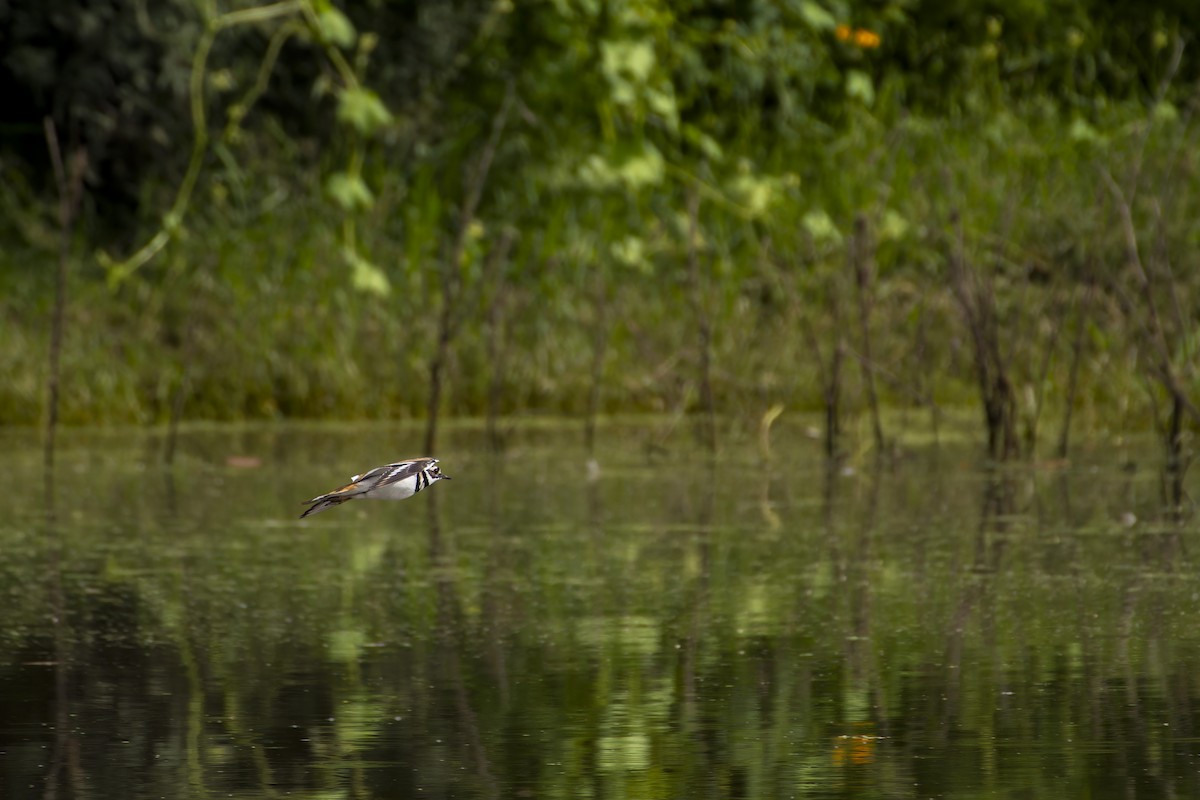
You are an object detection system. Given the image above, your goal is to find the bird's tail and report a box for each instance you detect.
[300,494,352,518]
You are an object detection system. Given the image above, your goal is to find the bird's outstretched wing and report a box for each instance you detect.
[300,458,436,518]
[365,459,432,491]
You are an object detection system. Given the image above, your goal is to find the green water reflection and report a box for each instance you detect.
[1,423,1197,799]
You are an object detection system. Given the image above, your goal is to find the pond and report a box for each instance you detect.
[1,421,1197,799]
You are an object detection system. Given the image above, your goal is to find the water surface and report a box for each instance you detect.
[1,422,1197,798]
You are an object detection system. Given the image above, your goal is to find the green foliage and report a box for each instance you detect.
[325,171,374,212]
[344,247,390,297]
[0,0,1198,454]
[335,86,393,136]
[315,5,356,49]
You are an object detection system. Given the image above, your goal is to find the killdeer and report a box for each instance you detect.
[301,457,450,518]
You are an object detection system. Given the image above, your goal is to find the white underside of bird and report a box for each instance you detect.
[301,457,450,518]
[354,478,422,500]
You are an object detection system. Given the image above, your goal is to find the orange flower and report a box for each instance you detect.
[836,24,881,49]
[853,29,881,48]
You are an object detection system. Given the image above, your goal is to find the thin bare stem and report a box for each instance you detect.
[425,84,516,455]
[851,213,885,452]
[1099,167,1200,427]
[685,188,716,453]
[42,119,86,470]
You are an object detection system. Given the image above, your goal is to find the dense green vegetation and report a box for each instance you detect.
[2,0,1198,461]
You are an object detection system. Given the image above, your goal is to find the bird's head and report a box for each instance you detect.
[427,461,451,483]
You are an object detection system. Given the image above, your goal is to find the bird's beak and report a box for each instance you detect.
[442,475,452,480]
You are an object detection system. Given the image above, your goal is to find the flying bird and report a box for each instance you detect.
[301,457,450,518]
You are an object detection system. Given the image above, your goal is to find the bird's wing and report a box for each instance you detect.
[369,459,434,490]
[348,464,390,487]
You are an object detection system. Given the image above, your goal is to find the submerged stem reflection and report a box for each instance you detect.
[0,427,1197,799]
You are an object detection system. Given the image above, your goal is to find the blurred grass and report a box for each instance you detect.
[2,94,1196,450]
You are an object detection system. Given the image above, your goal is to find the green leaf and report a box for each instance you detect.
[317,7,357,49]
[578,141,664,190]
[646,86,678,130]
[879,209,910,242]
[616,142,664,189]
[797,1,836,31]
[730,169,777,218]
[1068,117,1102,145]
[610,235,648,272]
[602,39,656,83]
[578,154,618,190]
[326,172,374,212]
[802,209,842,245]
[336,87,393,136]
[845,70,874,105]
[1153,101,1179,125]
[343,248,391,297]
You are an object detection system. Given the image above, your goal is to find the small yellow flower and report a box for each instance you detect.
[853,29,881,49]
[836,24,852,41]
